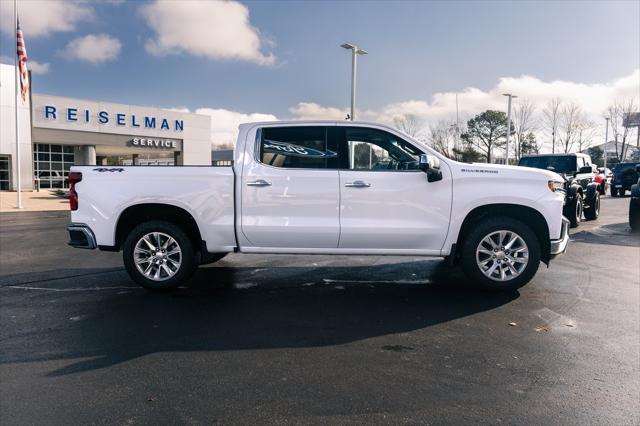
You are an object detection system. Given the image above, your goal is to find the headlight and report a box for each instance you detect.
[548,180,565,192]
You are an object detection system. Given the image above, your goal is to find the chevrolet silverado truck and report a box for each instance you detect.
[518,153,600,228]
[67,121,569,291]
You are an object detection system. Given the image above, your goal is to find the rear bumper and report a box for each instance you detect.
[67,223,97,249]
[550,217,570,257]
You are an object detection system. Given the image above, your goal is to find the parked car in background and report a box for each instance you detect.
[518,153,600,227]
[611,162,640,197]
[66,121,570,292]
[629,165,640,231]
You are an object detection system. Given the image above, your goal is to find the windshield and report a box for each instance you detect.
[612,163,639,172]
[519,156,577,173]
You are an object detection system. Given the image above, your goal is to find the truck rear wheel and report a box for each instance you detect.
[123,220,197,291]
[460,217,541,291]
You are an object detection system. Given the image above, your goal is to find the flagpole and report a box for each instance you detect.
[14,0,22,208]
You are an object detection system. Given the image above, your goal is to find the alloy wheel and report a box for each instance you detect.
[475,230,529,282]
[134,232,182,281]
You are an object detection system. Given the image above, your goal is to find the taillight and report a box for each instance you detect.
[68,172,82,211]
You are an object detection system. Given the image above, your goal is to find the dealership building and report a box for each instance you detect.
[1,63,212,191]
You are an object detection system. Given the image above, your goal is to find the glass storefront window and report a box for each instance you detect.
[0,156,10,191]
[33,144,75,189]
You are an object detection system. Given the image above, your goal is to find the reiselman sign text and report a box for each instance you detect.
[43,105,184,132]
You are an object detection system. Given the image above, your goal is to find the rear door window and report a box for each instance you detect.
[259,126,337,169]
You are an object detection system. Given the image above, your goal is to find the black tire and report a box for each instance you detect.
[123,220,197,291]
[598,182,605,195]
[460,217,541,291]
[584,191,600,221]
[567,193,583,228]
[610,187,618,197]
[630,201,640,232]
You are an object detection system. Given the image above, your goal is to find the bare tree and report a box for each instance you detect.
[605,99,637,162]
[428,120,458,159]
[558,102,582,153]
[575,116,597,153]
[512,99,536,160]
[394,114,426,139]
[542,98,562,154]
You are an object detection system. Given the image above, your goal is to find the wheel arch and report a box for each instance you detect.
[455,203,551,264]
[114,203,203,253]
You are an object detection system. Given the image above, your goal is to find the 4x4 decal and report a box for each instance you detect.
[93,168,125,173]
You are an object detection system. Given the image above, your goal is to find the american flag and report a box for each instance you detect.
[16,18,29,102]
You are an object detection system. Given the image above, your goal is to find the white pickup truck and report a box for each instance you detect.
[67,121,569,291]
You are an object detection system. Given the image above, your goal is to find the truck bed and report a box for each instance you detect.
[70,165,237,252]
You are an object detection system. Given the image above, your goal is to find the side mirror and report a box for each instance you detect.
[419,154,443,182]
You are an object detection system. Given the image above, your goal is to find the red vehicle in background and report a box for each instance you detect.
[595,167,611,195]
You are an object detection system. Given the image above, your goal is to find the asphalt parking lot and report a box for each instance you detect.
[1,196,638,425]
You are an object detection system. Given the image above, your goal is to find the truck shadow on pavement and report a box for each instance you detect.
[1,260,518,377]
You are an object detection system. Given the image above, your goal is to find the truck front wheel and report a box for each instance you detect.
[123,220,197,291]
[460,217,541,291]
[584,191,600,220]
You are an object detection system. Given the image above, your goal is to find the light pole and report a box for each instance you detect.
[604,117,609,170]
[503,93,517,165]
[341,43,367,121]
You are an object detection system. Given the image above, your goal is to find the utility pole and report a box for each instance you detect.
[341,43,367,121]
[503,93,517,165]
[455,93,460,153]
[604,117,609,170]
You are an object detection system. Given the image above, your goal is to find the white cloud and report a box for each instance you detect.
[61,34,122,64]
[140,0,275,65]
[289,102,348,120]
[0,56,49,74]
[372,70,640,126]
[0,0,93,38]
[28,60,49,75]
[169,107,278,147]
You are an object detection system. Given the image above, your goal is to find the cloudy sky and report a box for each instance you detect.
[0,0,638,149]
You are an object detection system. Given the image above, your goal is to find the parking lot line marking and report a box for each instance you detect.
[323,278,431,285]
[5,285,141,292]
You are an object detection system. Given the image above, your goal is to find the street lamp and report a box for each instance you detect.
[503,93,517,165]
[341,43,367,121]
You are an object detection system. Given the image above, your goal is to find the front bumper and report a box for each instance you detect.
[550,217,570,257]
[67,223,97,249]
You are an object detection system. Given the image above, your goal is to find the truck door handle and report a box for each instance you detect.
[246,179,272,187]
[344,180,371,188]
